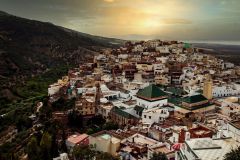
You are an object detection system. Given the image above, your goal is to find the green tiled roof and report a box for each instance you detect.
[112,106,136,119]
[182,94,208,104]
[184,43,191,48]
[169,94,212,111]
[179,102,213,111]
[168,97,182,105]
[136,84,168,101]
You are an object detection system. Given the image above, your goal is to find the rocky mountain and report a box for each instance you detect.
[0,11,124,100]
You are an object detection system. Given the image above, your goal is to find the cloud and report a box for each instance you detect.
[1,0,240,40]
[104,0,115,2]
[162,18,192,25]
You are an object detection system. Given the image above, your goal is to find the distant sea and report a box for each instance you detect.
[185,40,240,46]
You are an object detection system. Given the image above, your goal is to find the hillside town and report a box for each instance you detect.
[44,40,240,160]
[4,40,240,160]
[1,0,240,159]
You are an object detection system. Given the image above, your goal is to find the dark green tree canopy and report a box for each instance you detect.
[27,136,41,160]
[150,152,168,160]
[224,146,240,160]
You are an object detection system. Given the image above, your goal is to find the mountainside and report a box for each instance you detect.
[192,43,240,65]
[0,11,124,101]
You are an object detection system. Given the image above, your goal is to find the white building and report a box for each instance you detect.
[156,56,168,64]
[98,103,113,119]
[77,84,120,101]
[176,137,239,160]
[118,54,129,62]
[142,107,170,125]
[53,153,69,160]
[156,46,170,53]
[228,120,240,142]
[48,83,62,96]
[132,44,144,52]
[224,62,234,69]
[219,97,240,117]
[153,63,167,74]
[213,83,240,98]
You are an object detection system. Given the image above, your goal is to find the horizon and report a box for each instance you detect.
[1,9,240,45]
[1,0,240,41]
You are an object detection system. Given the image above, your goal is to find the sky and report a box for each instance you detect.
[1,0,240,41]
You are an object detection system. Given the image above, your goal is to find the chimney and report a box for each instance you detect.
[185,132,191,141]
[217,130,223,139]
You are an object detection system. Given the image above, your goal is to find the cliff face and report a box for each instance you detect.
[0,11,124,100]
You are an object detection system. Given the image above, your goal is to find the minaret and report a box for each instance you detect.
[203,75,213,100]
[95,82,102,111]
[112,68,116,83]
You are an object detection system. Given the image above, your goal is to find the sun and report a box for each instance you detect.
[143,19,162,28]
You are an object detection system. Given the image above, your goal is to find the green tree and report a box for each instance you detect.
[102,121,119,130]
[27,137,41,160]
[38,104,52,122]
[0,142,17,160]
[68,110,83,128]
[60,128,68,153]
[52,97,76,111]
[224,146,240,160]
[15,115,32,131]
[40,131,52,160]
[87,115,106,126]
[150,152,168,160]
[73,144,95,160]
[86,128,95,135]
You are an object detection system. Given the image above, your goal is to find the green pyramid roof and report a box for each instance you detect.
[136,84,168,101]
[182,94,207,104]
[184,43,191,48]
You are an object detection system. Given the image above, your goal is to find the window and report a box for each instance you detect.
[144,115,146,118]
[149,116,151,119]
[187,146,191,153]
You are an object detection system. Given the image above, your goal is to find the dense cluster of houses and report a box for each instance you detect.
[49,40,240,160]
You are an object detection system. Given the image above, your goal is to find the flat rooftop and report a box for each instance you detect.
[151,145,174,155]
[229,120,240,129]
[124,133,159,147]
[97,133,121,143]
[185,137,239,160]
[67,134,88,144]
